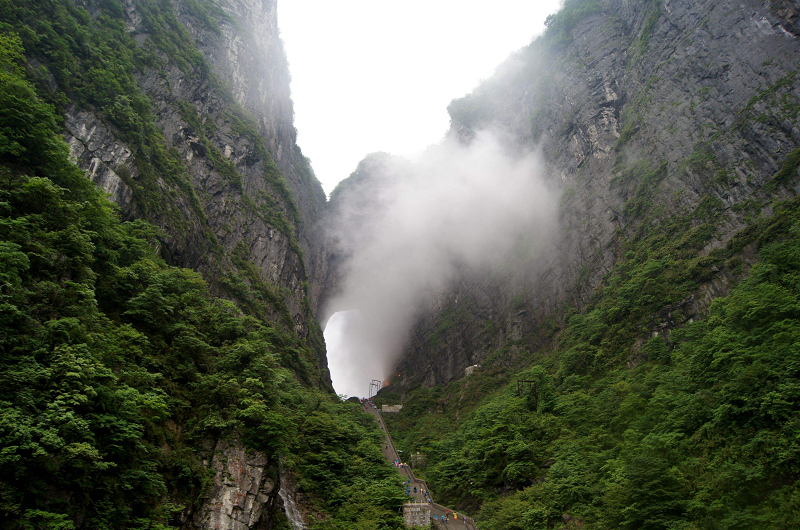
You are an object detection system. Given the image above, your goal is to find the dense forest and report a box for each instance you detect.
[0,3,406,528]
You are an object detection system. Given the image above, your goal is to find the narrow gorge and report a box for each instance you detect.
[0,0,799,529]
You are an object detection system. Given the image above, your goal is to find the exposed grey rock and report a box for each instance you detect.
[198,440,279,530]
[413,0,800,386]
[335,0,800,390]
[65,109,135,209]
[173,0,330,319]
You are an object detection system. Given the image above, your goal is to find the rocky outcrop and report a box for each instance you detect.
[192,440,308,530]
[66,109,136,210]
[198,441,278,530]
[191,443,307,530]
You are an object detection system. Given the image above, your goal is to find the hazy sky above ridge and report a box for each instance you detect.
[279,0,563,196]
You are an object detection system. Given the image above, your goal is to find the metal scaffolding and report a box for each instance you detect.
[368,379,382,399]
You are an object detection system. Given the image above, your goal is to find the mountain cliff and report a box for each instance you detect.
[327,0,800,527]
[0,1,403,529]
[61,0,332,384]
[3,0,800,528]
[359,0,800,390]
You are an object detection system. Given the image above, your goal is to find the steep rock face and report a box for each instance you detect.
[66,109,137,209]
[348,0,800,389]
[197,441,281,530]
[55,1,331,527]
[63,0,330,371]
[173,0,330,316]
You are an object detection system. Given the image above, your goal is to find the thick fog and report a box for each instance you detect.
[324,131,559,397]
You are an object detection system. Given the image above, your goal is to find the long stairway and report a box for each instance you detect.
[362,402,477,529]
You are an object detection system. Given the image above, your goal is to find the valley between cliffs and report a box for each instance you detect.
[1,0,799,529]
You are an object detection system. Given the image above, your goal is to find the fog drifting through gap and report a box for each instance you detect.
[324,131,560,398]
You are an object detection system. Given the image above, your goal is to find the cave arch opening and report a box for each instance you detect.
[324,310,366,398]
[323,309,395,399]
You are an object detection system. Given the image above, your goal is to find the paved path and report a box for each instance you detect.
[362,402,477,529]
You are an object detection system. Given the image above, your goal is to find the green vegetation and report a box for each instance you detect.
[184,0,227,36]
[736,72,798,130]
[447,95,491,136]
[0,26,403,530]
[426,306,464,349]
[612,160,668,219]
[629,1,661,64]
[770,146,800,187]
[0,0,209,222]
[615,75,660,152]
[0,0,321,375]
[385,184,800,528]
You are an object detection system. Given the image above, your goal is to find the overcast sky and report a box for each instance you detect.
[279,0,563,195]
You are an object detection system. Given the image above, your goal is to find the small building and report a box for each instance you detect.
[382,404,403,413]
[464,363,480,377]
[403,503,431,527]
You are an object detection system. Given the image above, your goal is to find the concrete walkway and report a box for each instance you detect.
[362,402,477,529]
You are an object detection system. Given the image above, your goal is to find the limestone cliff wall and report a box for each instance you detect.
[64,0,331,376]
[331,0,800,390]
[59,1,328,527]
[406,0,800,388]
[173,0,331,316]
